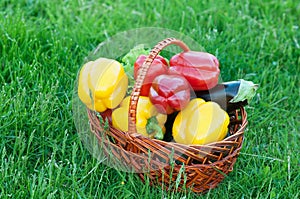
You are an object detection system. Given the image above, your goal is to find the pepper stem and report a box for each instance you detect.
[146,116,164,140]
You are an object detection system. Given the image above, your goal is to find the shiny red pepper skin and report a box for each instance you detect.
[149,74,190,114]
[134,55,169,96]
[169,51,220,91]
[100,109,112,125]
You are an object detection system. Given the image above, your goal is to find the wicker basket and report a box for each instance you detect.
[86,38,248,193]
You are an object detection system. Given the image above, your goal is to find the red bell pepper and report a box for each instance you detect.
[149,74,190,114]
[100,108,112,125]
[134,55,168,96]
[169,51,220,91]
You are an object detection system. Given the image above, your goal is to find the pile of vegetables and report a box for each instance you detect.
[78,45,258,145]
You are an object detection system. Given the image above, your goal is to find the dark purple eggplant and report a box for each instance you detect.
[194,79,258,112]
[163,111,178,142]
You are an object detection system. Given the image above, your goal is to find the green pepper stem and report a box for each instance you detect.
[146,116,164,140]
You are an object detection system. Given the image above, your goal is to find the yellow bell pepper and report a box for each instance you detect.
[78,58,128,112]
[112,96,167,140]
[173,98,230,145]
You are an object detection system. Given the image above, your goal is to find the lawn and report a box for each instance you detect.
[0,0,299,198]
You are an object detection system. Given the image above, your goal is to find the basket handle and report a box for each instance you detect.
[128,38,190,134]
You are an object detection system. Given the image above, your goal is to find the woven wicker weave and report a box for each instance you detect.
[87,38,248,193]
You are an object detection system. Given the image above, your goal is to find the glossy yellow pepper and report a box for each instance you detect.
[112,96,167,140]
[173,98,229,145]
[78,58,128,112]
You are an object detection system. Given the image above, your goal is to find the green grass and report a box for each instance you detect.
[1,0,299,198]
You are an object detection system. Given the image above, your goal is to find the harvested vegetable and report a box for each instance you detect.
[121,45,150,94]
[99,109,112,125]
[169,51,220,91]
[78,58,128,112]
[172,98,229,145]
[134,54,169,96]
[112,96,167,140]
[195,79,258,112]
[149,74,190,114]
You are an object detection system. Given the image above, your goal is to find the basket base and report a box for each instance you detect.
[137,148,240,193]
